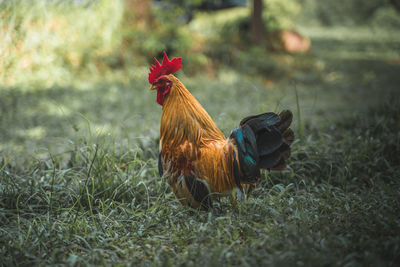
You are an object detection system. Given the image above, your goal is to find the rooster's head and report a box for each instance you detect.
[149,52,182,106]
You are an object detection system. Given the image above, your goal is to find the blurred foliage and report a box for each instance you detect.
[0,0,124,87]
[0,0,399,87]
[0,0,307,87]
[203,0,301,78]
[370,6,400,28]
[263,0,301,31]
[121,1,195,64]
[215,0,300,46]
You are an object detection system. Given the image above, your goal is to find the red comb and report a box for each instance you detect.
[148,52,182,84]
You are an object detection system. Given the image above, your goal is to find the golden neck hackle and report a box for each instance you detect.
[160,75,225,148]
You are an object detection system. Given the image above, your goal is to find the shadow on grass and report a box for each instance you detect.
[310,36,400,87]
[0,78,161,159]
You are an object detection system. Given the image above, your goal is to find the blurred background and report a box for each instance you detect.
[1,0,400,161]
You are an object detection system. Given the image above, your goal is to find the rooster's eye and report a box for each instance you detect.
[156,78,172,91]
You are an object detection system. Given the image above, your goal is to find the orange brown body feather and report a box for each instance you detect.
[160,75,240,198]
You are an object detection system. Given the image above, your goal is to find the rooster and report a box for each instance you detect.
[149,52,294,210]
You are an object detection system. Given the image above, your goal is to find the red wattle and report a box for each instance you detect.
[157,87,171,106]
[157,90,165,105]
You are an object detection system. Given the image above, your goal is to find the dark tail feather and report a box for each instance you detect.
[240,112,280,130]
[276,110,293,133]
[230,110,294,183]
[282,128,295,145]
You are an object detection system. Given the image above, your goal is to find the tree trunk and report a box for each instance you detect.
[251,0,265,46]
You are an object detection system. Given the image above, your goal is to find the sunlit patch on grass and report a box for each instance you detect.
[17,126,46,139]
[325,72,343,82]
[90,123,115,137]
[38,101,73,116]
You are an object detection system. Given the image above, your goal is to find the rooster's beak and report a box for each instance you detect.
[150,85,157,91]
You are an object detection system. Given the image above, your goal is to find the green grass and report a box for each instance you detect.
[1,20,400,267]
